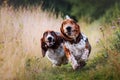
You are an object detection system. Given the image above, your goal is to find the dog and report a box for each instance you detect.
[60,15,91,70]
[40,30,68,67]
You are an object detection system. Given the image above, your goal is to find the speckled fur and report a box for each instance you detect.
[64,33,90,69]
[46,44,67,66]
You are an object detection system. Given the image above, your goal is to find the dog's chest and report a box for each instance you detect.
[65,39,86,56]
[46,45,64,59]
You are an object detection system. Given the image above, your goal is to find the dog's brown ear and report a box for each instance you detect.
[56,36,64,44]
[40,38,47,57]
[60,22,68,39]
[60,22,64,35]
[76,23,81,34]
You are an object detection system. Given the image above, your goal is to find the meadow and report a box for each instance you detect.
[0,4,120,80]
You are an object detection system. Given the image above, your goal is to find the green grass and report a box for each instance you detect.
[20,52,120,80]
[20,5,120,79]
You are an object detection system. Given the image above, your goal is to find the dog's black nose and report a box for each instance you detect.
[66,26,71,32]
[48,37,52,41]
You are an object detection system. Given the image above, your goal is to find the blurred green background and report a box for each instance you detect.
[0,0,120,21]
[1,0,120,21]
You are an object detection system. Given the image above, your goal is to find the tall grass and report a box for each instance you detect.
[0,3,120,80]
[0,5,63,80]
[0,5,101,80]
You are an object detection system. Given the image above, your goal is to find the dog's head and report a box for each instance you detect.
[41,30,63,57]
[42,30,57,47]
[60,16,80,40]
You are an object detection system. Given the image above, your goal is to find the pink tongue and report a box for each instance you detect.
[47,42,52,46]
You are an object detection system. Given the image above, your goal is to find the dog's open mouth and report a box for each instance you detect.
[46,41,55,47]
[67,32,71,35]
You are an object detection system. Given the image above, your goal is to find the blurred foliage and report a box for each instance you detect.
[102,3,120,24]
[110,29,120,53]
[0,0,120,21]
[6,0,71,18]
[69,0,120,22]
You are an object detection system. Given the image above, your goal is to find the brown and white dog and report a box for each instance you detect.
[60,16,91,70]
[41,30,68,67]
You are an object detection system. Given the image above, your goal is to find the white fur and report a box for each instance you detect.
[81,49,89,61]
[65,15,71,19]
[45,33,55,46]
[65,34,86,57]
[68,53,79,70]
[46,44,66,66]
[64,33,89,68]
[45,33,54,41]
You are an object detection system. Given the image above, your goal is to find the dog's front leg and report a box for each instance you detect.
[81,40,91,61]
[46,50,60,67]
[63,45,79,70]
[81,48,89,61]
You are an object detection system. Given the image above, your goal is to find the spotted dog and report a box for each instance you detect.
[41,30,68,67]
[60,16,91,70]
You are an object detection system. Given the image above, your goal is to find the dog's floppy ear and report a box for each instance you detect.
[60,22,66,37]
[55,32,64,43]
[76,23,81,33]
[40,38,47,57]
[57,35,64,43]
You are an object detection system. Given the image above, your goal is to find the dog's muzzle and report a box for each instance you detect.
[46,37,55,47]
[66,26,71,32]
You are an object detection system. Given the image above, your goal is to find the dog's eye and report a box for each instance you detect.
[43,32,48,37]
[73,30,78,32]
[51,31,55,36]
[70,21,74,24]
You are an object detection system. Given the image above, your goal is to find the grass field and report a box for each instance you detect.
[0,5,120,80]
[0,5,64,79]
